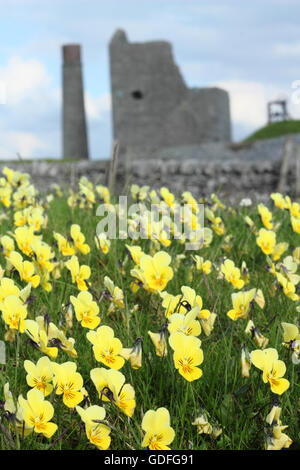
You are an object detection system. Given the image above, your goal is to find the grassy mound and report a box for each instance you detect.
[244,120,300,143]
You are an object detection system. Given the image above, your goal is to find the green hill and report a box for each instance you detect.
[244,120,300,143]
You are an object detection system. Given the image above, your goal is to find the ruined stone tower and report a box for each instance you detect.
[62,44,89,160]
[109,30,231,159]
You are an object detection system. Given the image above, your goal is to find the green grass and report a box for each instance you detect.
[0,185,299,451]
[244,120,300,143]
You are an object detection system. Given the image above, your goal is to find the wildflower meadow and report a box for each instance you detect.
[0,167,299,451]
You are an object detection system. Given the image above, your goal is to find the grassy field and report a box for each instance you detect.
[0,170,299,451]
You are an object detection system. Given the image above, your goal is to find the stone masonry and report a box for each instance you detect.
[2,134,300,204]
[109,30,231,160]
[62,44,89,160]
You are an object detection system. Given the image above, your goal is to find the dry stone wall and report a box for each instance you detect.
[1,135,300,204]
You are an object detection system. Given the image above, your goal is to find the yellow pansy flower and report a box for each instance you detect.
[76,405,111,450]
[51,361,84,408]
[142,407,175,450]
[256,228,276,255]
[90,367,136,418]
[24,356,54,396]
[70,224,90,255]
[18,389,57,438]
[226,288,256,321]
[65,255,91,291]
[70,291,100,329]
[87,325,125,370]
[220,259,244,289]
[169,332,204,382]
[250,348,290,395]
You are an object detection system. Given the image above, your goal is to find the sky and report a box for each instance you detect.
[0,0,300,160]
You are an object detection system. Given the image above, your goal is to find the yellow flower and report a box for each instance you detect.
[169,332,204,382]
[0,185,12,207]
[18,388,57,438]
[90,367,136,417]
[134,251,173,293]
[24,356,54,396]
[3,382,16,414]
[168,307,201,337]
[277,255,300,285]
[95,233,111,254]
[103,276,125,312]
[256,228,276,255]
[14,226,37,257]
[53,232,75,256]
[270,193,287,210]
[160,187,176,209]
[8,251,40,288]
[265,403,292,450]
[1,295,27,332]
[241,261,250,284]
[160,291,182,319]
[120,337,143,369]
[220,259,244,289]
[0,277,20,305]
[281,322,300,364]
[226,288,256,321]
[199,311,217,336]
[245,320,269,349]
[86,325,125,370]
[148,326,168,357]
[130,184,149,202]
[192,409,222,438]
[193,255,212,275]
[272,242,289,261]
[241,344,251,378]
[290,215,300,234]
[0,235,15,257]
[24,319,58,359]
[70,291,100,329]
[276,272,299,301]
[142,407,175,450]
[65,255,91,291]
[70,224,90,255]
[51,361,84,408]
[35,316,78,359]
[192,412,213,435]
[289,201,300,219]
[250,348,290,395]
[96,184,111,204]
[292,246,300,265]
[258,203,273,229]
[76,405,111,450]
[30,239,55,273]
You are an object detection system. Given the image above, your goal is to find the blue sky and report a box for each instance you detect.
[0,0,300,159]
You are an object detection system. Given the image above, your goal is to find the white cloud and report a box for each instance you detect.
[0,131,45,158]
[214,80,292,139]
[0,55,60,158]
[84,92,111,120]
[0,56,51,105]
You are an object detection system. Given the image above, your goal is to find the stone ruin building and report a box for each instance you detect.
[109,29,231,160]
[62,31,231,161]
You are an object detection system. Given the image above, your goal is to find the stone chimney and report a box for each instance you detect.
[62,44,89,160]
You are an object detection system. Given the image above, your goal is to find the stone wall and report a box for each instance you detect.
[109,29,231,159]
[1,134,300,204]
